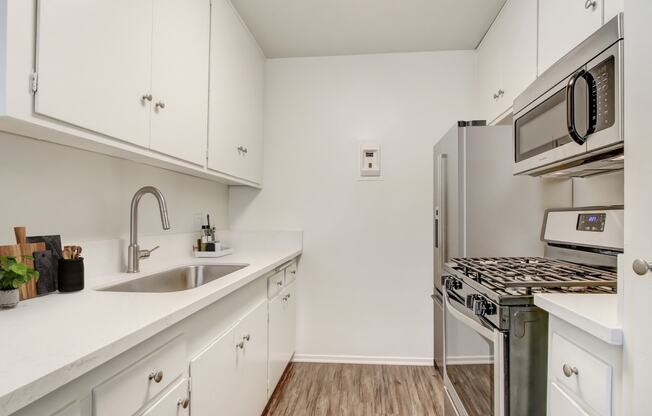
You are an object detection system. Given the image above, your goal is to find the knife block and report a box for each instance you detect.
[58,258,84,292]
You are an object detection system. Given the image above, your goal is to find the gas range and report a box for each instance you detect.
[443,256,617,330]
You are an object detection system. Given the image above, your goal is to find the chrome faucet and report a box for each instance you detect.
[127,186,171,273]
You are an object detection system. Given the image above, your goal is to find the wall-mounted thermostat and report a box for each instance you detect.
[360,144,380,177]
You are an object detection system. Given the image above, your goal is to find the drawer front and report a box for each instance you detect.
[550,333,612,416]
[285,262,297,284]
[267,270,285,299]
[140,378,190,416]
[93,337,187,416]
[549,382,590,416]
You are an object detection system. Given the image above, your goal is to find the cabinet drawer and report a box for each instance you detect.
[140,378,190,416]
[285,262,297,284]
[93,337,186,416]
[550,333,612,416]
[267,270,285,299]
[549,382,590,416]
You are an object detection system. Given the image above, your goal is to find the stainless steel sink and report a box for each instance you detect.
[98,264,248,293]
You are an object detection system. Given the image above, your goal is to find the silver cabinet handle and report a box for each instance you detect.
[243,334,251,342]
[277,281,283,286]
[585,0,597,9]
[177,398,189,409]
[237,146,248,154]
[562,364,579,377]
[498,89,504,96]
[236,341,244,349]
[155,100,165,110]
[148,370,164,383]
[290,270,296,275]
[633,259,652,276]
[493,92,500,100]
[142,93,153,102]
[282,293,291,301]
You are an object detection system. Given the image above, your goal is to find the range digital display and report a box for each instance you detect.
[577,213,606,232]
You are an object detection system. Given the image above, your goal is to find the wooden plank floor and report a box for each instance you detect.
[263,362,444,416]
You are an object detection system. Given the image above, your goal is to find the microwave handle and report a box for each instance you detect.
[566,68,596,145]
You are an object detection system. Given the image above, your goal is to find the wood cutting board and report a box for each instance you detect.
[11,227,46,300]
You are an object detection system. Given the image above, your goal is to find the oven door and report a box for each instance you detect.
[444,290,506,416]
[513,40,622,175]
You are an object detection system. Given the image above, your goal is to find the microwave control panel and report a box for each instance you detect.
[589,55,615,132]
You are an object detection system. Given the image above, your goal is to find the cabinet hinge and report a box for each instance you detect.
[30,71,38,94]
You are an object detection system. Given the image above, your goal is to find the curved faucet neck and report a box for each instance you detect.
[128,186,171,273]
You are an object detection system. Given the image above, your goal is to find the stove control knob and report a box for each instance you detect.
[452,279,463,290]
[473,298,497,317]
[465,295,476,309]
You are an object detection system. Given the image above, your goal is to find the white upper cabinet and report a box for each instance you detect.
[35,0,153,147]
[149,0,210,165]
[476,0,537,123]
[208,0,265,184]
[604,0,624,21]
[538,0,603,75]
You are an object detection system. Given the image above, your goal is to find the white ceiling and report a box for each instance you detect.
[230,0,507,58]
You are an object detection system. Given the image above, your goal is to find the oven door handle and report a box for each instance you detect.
[444,292,494,341]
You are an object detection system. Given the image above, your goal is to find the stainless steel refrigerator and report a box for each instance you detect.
[432,121,568,378]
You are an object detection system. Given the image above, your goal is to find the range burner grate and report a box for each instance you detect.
[450,257,617,289]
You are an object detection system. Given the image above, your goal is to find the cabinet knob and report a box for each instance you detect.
[237,146,248,154]
[290,270,296,275]
[236,341,244,349]
[155,100,166,110]
[277,281,283,286]
[562,364,579,378]
[633,259,652,276]
[141,93,153,102]
[585,0,597,9]
[148,370,164,383]
[243,334,251,342]
[177,398,190,409]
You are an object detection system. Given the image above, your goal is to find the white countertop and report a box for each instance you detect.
[0,231,302,415]
[534,293,622,346]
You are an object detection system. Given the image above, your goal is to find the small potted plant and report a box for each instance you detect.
[0,256,39,309]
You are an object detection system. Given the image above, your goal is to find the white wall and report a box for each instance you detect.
[0,132,228,244]
[572,171,624,208]
[230,51,477,362]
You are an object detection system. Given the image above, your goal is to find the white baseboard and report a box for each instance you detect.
[445,355,493,365]
[292,354,434,366]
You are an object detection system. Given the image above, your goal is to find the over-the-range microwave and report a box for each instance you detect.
[513,13,624,178]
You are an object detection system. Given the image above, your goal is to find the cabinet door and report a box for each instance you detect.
[140,378,190,416]
[207,0,265,184]
[150,0,210,165]
[538,0,603,74]
[236,300,269,416]
[549,382,590,416]
[189,327,238,415]
[35,0,152,148]
[283,282,297,365]
[476,18,502,123]
[604,0,624,21]
[268,292,286,394]
[499,0,537,109]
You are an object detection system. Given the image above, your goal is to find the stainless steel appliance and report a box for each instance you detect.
[432,122,567,380]
[513,14,624,178]
[443,206,623,416]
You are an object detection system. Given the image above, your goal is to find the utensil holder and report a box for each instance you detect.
[58,258,84,292]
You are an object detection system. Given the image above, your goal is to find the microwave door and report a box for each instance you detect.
[513,81,588,175]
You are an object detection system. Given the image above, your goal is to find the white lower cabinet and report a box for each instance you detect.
[140,378,190,416]
[546,316,622,416]
[268,281,297,395]
[549,382,589,416]
[9,260,300,416]
[190,300,269,416]
[92,337,187,416]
